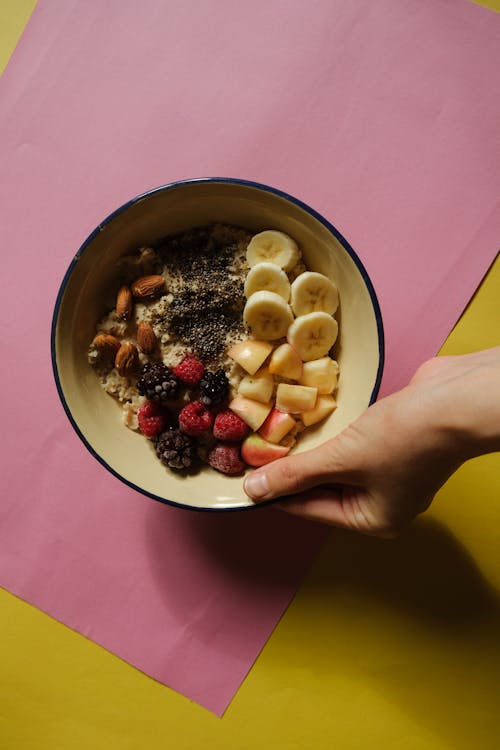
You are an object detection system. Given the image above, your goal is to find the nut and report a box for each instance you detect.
[137,321,157,353]
[131,274,165,300]
[116,285,133,320]
[92,333,121,359]
[115,342,139,376]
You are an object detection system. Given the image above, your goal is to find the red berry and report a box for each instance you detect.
[137,401,169,439]
[208,442,246,475]
[178,400,214,436]
[173,354,205,387]
[213,409,249,442]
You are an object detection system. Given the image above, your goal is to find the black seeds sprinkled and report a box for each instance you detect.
[153,225,250,363]
[164,288,244,362]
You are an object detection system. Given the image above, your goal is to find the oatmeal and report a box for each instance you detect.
[88,225,340,475]
[89,224,250,425]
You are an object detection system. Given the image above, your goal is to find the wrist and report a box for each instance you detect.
[417,350,500,461]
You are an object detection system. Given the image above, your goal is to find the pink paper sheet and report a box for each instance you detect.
[1,0,500,715]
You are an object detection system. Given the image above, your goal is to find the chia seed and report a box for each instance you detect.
[153,224,250,363]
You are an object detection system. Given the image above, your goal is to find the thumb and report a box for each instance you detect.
[243,435,358,503]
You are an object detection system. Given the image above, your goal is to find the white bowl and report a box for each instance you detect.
[51,178,384,510]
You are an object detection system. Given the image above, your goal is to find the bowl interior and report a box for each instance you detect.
[53,180,383,509]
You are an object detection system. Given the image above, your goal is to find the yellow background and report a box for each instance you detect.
[1,2,499,748]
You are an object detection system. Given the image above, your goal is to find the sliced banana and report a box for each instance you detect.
[244,262,291,301]
[243,290,294,340]
[246,230,301,271]
[290,271,339,316]
[287,312,338,361]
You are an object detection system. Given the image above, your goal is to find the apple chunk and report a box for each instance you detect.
[259,408,296,444]
[228,340,273,375]
[241,433,291,468]
[268,342,303,380]
[299,357,339,394]
[229,395,273,431]
[238,368,274,403]
[276,383,317,413]
[301,395,337,426]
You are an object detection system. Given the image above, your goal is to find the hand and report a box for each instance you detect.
[243,347,500,537]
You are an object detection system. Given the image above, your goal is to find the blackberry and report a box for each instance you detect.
[199,369,229,407]
[155,428,196,470]
[137,362,179,403]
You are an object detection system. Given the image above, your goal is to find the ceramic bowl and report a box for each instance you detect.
[51,178,384,510]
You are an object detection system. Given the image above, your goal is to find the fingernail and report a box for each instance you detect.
[244,471,270,500]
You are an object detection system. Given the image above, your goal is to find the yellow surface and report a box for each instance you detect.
[1,3,499,749]
[0,0,35,73]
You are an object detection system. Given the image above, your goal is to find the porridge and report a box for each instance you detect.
[88,224,340,475]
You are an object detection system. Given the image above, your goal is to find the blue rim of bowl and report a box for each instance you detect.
[51,177,385,512]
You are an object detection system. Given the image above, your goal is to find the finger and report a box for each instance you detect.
[274,486,350,527]
[276,491,401,539]
[243,438,356,502]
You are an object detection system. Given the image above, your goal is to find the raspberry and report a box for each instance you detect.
[155,429,196,470]
[178,400,214,437]
[173,354,205,387]
[199,369,229,407]
[137,401,169,438]
[213,409,249,442]
[207,442,246,475]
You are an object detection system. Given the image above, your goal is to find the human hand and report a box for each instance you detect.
[243,347,500,537]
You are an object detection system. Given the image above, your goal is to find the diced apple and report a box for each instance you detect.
[259,408,296,444]
[301,395,337,426]
[228,340,274,375]
[268,342,303,380]
[276,383,317,413]
[229,395,273,431]
[241,433,291,468]
[299,357,339,394]
[238,368,274,403]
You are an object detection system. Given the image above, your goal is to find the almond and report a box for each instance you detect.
[92,333,121,359]
[131,274,165,300]
[116,285,133,320]
[137,321,157,353]
[115,342,139,377]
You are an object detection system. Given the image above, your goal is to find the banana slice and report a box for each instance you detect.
[244,262,291,301]
[287,312,338,361]
[246,230,301,271]
[244,290,294,340]
[290,271,339,316]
